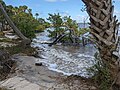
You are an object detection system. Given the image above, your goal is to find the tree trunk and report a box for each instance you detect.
[0,3,31,46]
[82,0,120,89]
[49,33,67,46]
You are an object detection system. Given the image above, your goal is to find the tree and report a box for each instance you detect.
[35,13,39,20]
[19,5,28,13]
[38,18,45,24]
[6,5,14,16]
[0,2,31,46]
[63,16,80,43]
[35,18,50,32]
[82,0,120,89]
[22,5,28,12]
[12,12,37,39]
[47,14,83,45]
[28,9,32,16]
[47,13,64,38]
[0,0,6,31]
[47,13,63,28]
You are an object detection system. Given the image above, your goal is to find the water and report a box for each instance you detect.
[78,23,89,28]
[31,29,97,77]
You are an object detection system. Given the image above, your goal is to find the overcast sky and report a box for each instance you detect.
[4,0,120,23]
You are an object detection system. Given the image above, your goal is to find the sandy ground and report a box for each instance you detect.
[0,55,97,90]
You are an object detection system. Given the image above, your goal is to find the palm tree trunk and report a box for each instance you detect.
[0,3,31,46]
[82,0,120,89]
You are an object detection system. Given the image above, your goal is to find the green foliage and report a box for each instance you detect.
[36,18,50,32]
[47,28,65,38]
[47,13,63,28]
[79,28,90,35]
[47,14,90,44]
[63,16,78,29]
[47,13,65,38]
[35,25,45,32]
[0,38,12,42]
[44,22,50,28]
[88,52,112,90]
[0,87,12,90]
[0,1,48,39]
[12,12,37,39]
[63,16,80,36]
[35,13,39,19]
[0,32,4,36]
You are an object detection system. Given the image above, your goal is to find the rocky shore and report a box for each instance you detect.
[0,34,97,90]
[0,53,97,90]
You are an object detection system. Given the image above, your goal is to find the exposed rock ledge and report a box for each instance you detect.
[0,55,97,90]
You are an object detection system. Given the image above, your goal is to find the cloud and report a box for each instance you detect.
[45,0,68,2]
[73,14,89,23]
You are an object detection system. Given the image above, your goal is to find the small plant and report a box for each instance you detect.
[88,52,112,90]
[79,28,90,35]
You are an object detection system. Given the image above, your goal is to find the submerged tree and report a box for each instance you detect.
[82,0,120,89]
[63,16,80,43]
[47,13,64,38]
[47,13,90,45]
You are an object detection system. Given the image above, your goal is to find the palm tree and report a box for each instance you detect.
[12,7,19,15]
[0,3,31,46]
[18,6,28,13]
[22,5,28,12]
[6,5,13,15]
[35,13,39,20]
[82,0,120,89]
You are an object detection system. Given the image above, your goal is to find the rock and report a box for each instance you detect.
[74,80,80,84]
[0,76,40,90]
[35,62,43,66]
[90,86,97,90]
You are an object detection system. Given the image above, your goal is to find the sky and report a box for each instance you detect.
[3,0,120,23]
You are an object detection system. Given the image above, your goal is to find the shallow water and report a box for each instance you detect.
[31,29,97,77]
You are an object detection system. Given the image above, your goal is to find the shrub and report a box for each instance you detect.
[12,12,38,39]
[88,52,112,90]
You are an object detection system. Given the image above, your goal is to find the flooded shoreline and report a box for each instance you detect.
[31,30,97,77]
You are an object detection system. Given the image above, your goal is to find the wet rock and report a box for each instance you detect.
[35,62,43,66]
[31,51,39,58]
